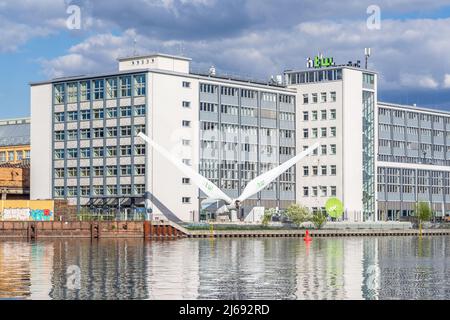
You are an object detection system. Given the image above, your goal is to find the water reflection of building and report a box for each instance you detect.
[0,241,31,299]
[49,239,148,299]
[375,236,448,300]
[197,238,297,300]
[146,239,199,299]
[295,238,376,300]
[30,241,54,299]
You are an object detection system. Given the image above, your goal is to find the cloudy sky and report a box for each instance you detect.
[1,0,450,118]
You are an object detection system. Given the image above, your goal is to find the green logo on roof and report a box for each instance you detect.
[325,198,344,219]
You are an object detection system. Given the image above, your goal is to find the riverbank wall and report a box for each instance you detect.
[0,220,449,239]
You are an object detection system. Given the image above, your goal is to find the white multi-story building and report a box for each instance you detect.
[286,65,377,221]
[30,52,450,222]
[30,53,297,222]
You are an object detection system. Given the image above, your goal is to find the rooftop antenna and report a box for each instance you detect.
[364,48,371,69]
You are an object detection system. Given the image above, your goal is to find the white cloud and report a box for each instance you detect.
[443,74,450,89]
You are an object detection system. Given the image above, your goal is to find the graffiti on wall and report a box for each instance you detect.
[30,209,53,221]
[3,208,30,221]
[1,208,54,221]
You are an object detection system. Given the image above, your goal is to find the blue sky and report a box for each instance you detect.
[1,0,450,119]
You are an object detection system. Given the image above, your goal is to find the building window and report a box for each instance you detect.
[54,187,65,197]
[55,168,64,178]
[93,147,104,158]
[320,92,327,103]
[182,101,191,108]
[80,129,91,139]
[120,145,132,156]
[134,105,146,116]
[321,110,327,120]
[331,186,337,196]
[106,146,117,157]
[182,159,191,166]
[135,184,145,195]
[182,178,191,184]
[67,187,77,197]
[80,81,91,101]
[303,94,309,104]
[134,74,146,96]
[303,129,309,139]
[93,128,104,138]
[320,186,327,197]
[107,127,118,138]
[321,127,327,137]
[93,185,104,195]
[54,84,65,104]
[107,108,117,118]
[67,83,78,103]
[330,109,336,120]
[182,81,191,88]
[93,79,104,100]
[312,111,318,121]
[107,185,118,196]
[106,78,118,99]
[330,127,336,137]
[120,126,132,137]
[330,165,337,175]
[67,130,78,140]
[106,166,117,176]
[134,125,146,135]
[25,150,30,159]
[321,165,327,175]
[330,144,337,155]
[93,109,104,120]
[67,111,78,122]
[80,167,90,177]
[311,128,318,138]
[135,144,146,155]
[303,187,309,197]
[182,120,191,127]
[182,197,191,204]
[80,110,91,120]
[55,112,65,122]
[330,91,336,102]
[80,186,90,196]
[135,165,145,175]
[303,166,309,176]
[303,111,309,121]
[312,93,318,103]
[120,76,132,97]
[312,186,318,197]
[121,185,132,196]
[182,139,191,146]
[67,167,77,178]
[120,106,132,117]
[54,149,64,159]
[80,148,90,158]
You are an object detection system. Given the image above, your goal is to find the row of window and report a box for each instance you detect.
[303,127,336,139]
[302,109,336,121]
[199,84,294,103]
[54,105,145,122]
[379,140,450,153]
[302,186,337,197]
[302,144,337,155]
[55,164,145,178]
[54,145,145,159]
[302,92,337,104]
[54,75,146,104]
[379,108,450,124]
[303,165,337,176]
[55,125,145,141]
[287,69,343,85]
[379,124,450,138]
[54,184,145,197]
[0,150,30,162]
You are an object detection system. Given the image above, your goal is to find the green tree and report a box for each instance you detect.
[414,202,433,236]
[262,208,276,227]
[285,204,311,228]
[312,211,327,229]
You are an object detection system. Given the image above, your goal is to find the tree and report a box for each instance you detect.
[285,204,311,228]
[312,211,327,229]
[414,202,433,236]
[262,208,276,227]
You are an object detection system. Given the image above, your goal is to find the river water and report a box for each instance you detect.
[0,236,448,300]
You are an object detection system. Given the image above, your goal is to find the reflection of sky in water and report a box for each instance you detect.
[0,237,448,300]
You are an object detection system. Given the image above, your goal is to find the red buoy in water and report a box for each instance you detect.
[304,230,312,242]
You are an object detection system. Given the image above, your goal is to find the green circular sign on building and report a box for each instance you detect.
[325,198,344,219]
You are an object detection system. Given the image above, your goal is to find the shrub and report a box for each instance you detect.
[312,212,327,229]
[285,204,311,228]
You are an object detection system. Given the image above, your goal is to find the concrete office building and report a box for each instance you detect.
[30,52,450,222]
[376,102,450,220]
[30,53,297,222]
[285,65,377,221]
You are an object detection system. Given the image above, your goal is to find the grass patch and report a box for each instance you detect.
[181,223,304,231]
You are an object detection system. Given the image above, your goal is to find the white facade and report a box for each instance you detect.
[287,67,377,221]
